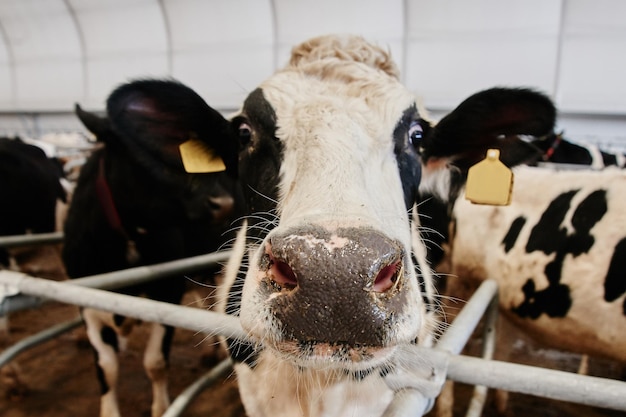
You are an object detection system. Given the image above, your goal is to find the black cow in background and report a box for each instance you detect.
[0,137,67,269]
[532,131,626,168]
[62,79,242,417]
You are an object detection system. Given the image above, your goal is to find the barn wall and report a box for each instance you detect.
[0,0,624,149]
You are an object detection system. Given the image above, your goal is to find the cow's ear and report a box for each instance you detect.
[421,87,555,173]
[105,79,238,177]
[75,104,110,139]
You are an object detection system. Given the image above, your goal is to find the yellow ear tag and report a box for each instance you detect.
[179,138,226,173]
[465,149,513,205]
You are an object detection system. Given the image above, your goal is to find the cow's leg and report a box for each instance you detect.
[434,380,455,417]
[143,322,175,417]
[82,308,122,417]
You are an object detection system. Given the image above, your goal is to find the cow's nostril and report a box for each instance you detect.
[270,257,298,290]
[372,261,400,293]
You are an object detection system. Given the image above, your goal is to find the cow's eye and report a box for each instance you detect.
[408,121,423,146]
[238,122,252,145]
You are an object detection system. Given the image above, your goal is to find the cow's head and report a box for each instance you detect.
[74,80,241,229]
[223,35,435,377]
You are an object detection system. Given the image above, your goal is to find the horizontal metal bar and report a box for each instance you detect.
[0,232,64,248]
[162,359,233,417]
[447,354,626,411]
[0,316,83,367]
[67,250,233,290]
[436,280,498,355]
[0,271,247,341]
[3,272,626,412]
[0,250,233,315]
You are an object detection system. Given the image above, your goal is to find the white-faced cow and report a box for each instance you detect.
[61,80,242,417]
[415,87,626,415]
[216,34,444,417]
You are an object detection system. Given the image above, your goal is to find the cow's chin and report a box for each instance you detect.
[271,340,398,373]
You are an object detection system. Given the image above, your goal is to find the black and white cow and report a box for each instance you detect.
[61,80,242,417]
[415,87,626,415]
[215,34,444,417]
[0,137,67,269]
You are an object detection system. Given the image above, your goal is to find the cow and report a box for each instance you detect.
[0,137,68,272]
[211,34,452,417]
[414,87,626,415]
[61,79,243,417]
[532,131,626,169]
[214,35,585,417]
[0,136,69,399]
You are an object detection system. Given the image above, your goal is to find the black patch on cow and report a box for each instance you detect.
[502,216,526,253]
[525,190,578,254]
[514,189,608,319]
[513,278,572,319]
[91,348,110,395]
[101,325,119,352]
[161,325,175,365]
[113,314,126,328]
[92,325,119,395]
[604,237,626,315]
[233,88,281,224]
[393,105,423,210]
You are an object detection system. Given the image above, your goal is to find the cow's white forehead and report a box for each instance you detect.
[258,59,417,241]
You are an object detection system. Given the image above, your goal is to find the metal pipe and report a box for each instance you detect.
[3,272,626,412]
[382,389,434,417]
[447,354,626,412]
[0,316,83,367]
[65,250,233,290]
[383,281,498,417]
[436,280,498,355]
[162,359,233,417]
[465,292,499,417]
[0,271,247,341]
[0,250,233,315]
[0,232,64,248]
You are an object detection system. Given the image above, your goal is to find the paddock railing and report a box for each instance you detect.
[2,268,626,416]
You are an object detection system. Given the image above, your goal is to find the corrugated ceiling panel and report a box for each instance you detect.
[556,0,626,114]
[273,0,404,77]
[70,0,169,109]
[0,29,13,109]
[163,0,274,109]
[0,0,82,111]
[405,0,562,110]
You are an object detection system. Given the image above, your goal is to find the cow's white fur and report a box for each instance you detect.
[431,165,626,417]
[444,166,626,361]
[220,35,440,417]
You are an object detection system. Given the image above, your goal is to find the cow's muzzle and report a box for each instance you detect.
[259,225,408,348]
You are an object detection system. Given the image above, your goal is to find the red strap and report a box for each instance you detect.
[95,156,129,239]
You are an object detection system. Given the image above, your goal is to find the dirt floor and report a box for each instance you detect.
[1,245,625,417]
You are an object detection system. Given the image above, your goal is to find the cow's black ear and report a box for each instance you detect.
[421,87,555,172]
[105,79,238,177]
[75,104,110,139]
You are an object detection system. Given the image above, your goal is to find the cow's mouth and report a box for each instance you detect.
[272,340,397,372]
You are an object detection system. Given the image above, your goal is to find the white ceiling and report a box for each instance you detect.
[0,0,625,115]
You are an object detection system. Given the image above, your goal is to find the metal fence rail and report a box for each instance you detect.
[2,270,626,414]
[0,250,233,316]
[0,232,64,248]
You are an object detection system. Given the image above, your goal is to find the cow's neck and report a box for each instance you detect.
[235,352,394,417]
